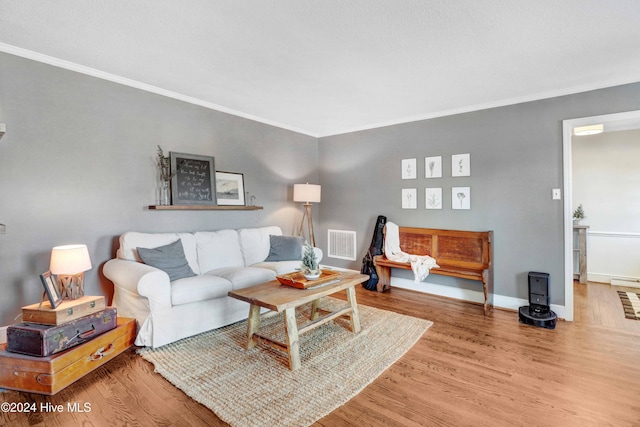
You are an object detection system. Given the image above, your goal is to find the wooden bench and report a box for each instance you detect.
[373,227,494,315]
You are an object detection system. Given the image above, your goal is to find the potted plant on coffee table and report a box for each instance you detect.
[301,242,320,280]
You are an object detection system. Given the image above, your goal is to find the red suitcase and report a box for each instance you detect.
[7,307,117,357]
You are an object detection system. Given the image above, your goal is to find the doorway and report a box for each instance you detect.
[562,110,640,321]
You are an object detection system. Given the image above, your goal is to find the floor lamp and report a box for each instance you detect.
[293,183,321,247]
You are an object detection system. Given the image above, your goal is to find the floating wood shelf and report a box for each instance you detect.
[148,205,263,211]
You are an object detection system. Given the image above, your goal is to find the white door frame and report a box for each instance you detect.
[562,109,640,321]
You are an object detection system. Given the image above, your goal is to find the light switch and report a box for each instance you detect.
[552,189,561,200]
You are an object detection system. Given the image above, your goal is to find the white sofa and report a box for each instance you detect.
[103,226,321,348]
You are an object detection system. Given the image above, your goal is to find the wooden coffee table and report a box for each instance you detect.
[228,271,368,370]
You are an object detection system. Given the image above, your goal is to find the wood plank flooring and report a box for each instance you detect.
[2,281,639,426]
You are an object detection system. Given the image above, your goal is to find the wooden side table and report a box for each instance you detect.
[573,225,589,284]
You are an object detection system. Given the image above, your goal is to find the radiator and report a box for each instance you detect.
[327,229,357,261]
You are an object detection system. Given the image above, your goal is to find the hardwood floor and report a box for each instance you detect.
[2,282,639,426]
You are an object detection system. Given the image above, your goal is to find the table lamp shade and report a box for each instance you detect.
[293,183,321,204]
[50,244,92,274]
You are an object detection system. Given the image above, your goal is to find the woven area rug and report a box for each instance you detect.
[138,297,432,427]
[617,291,640,320]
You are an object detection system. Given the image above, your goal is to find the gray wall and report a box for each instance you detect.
[0,53,318,325]
[2,50,640,324]
[317,83,640,305]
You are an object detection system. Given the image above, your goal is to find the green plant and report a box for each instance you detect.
[573,204,585,220]
[301,241,319,274]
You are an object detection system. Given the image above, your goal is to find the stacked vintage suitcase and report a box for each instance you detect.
[0,296,136,395]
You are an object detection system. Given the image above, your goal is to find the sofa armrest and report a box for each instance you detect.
[103,259,172,311]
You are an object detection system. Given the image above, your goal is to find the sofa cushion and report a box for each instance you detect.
[251,260,301,276]
[117,232,200,275]
[195,230,244,274]
[137,239,197,282]
[206,266,276,290]
[171,275,233,306]
[265,235,303,262]
[238,226,282,266]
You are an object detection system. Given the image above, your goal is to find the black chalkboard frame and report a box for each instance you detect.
[169,152,217,205]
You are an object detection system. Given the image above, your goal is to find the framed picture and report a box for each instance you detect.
[402,188,417,209]
[40,271,62,308]
[170,152,216,205]
[451,153,471,177]
[401,158,417,179]
[425,156,442,178]
[215,172,245,206]
[425,187,442,209]
[452,187,471,210]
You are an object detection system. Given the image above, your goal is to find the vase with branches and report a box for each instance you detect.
[156,146,179,205]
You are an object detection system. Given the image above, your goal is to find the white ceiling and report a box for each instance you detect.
[1,1,640,137]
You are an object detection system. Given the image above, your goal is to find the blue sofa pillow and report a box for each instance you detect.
[265,235,303,262]
[137,239,196,282]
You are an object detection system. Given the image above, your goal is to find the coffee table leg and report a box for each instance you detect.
[346,285,361,333]
[246,304,261,349]
[310,298,321,320]
[283,307,301,370]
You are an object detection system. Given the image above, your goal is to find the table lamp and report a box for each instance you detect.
[293,183,321,246]
[50,244,92,300]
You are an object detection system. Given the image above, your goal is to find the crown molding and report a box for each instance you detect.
[0,43,318,138]
[318,78,640,138]
[2,42,638,140]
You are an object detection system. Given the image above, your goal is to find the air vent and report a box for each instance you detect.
[327,229,357,260]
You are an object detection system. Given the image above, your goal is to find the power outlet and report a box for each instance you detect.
[552,189,561,200]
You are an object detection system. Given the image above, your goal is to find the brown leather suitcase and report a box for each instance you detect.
[0,317,136,395]
[7,308,118,357]
[21,295,106,326]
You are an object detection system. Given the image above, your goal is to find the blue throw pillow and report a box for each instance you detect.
[137,239,196,282]
[265,235,303,262]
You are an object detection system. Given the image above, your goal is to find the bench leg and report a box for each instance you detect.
[482,269,494,315]
[374,264,391,292]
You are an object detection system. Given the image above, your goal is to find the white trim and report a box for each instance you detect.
[562,110,640,322]
[611,279,640,289]
[587,231,640,239]
[0,43,317,138]
[3,43,639,140]
[319,79,640,137]
[390,277,566,319]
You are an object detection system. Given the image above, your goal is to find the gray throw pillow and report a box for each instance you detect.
[137,239,196,282]
[265,235,303,262]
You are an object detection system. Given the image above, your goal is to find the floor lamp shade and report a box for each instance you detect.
[50,244,92,300]
[293,183,321,247]
[293,183,321,204]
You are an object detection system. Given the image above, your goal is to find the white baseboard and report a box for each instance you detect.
[0,326,7,344]
[588,272,640,285]
[320,265,359,273]
[390,277,566,319]
[611,279,640,289]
